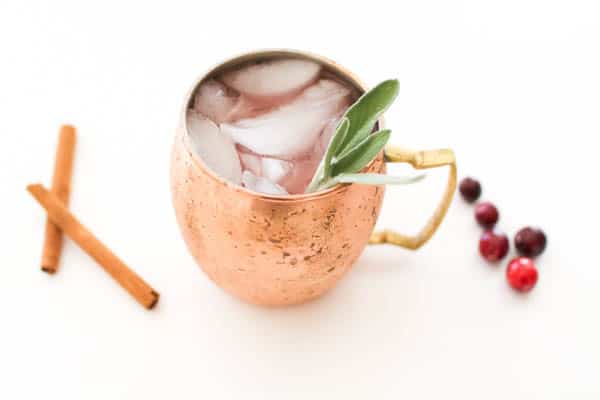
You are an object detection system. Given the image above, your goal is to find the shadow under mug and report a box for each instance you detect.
[171,49,457,306]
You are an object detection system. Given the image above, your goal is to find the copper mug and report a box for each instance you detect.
[171,49,457,306]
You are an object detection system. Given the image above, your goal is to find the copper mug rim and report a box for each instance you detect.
[180,48,381,203]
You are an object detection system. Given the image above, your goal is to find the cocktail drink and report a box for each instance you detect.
[185,57,358,195]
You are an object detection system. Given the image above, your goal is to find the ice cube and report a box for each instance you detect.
[222,59,320,101]
[186,111,242,184]
[226,96,273,121]
[239,151,262,176]
[241,170,288,195]
[261,157,292,183]
[193,79,280,123]
[278,149,323,194]
[192,79,239,123]
[220,79,351,159]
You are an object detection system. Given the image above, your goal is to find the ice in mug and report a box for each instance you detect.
[186,58,358,195]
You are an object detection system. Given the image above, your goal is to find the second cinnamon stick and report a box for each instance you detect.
[28,184,159,309]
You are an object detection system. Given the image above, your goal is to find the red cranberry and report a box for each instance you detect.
[515,227,547,257]
[506,257,538,292]
[479,231,509,262]
[459,177,481,203]
[475,202,499,228]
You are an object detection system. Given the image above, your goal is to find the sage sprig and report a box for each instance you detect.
[305,79,425,193]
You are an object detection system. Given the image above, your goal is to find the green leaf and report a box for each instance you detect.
[331,130,391,176]
[305,167,324,193]
[323,118,349,180]
[315,172,425,191]
[304,78,402,194]
[337,79,399,156]
[332,173,426,186]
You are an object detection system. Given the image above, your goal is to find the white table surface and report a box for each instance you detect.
[1,1,598,398]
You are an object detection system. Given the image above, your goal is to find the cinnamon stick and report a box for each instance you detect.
[41,125,77,273]
[27,184,159,309]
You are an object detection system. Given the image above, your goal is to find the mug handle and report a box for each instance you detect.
[368,145,457,250]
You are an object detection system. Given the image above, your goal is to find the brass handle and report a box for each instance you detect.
[369,146,457,250]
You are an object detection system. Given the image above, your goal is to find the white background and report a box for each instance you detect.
[1,0,599,398]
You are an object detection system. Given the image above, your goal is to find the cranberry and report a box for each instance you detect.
[475,202,499,228]
[459,177,482,203]
[479,231,509,262]
[506,257,538,292]
[515,227,547,257]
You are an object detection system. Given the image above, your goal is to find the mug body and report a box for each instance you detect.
[170,49,385,306]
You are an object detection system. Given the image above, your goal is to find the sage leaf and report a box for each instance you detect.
[323,118,349,180]
[304,79,418,195]
[332,172,425,186]
[305,166,324,193]
[331,130,391,176]
[338,79,399,156]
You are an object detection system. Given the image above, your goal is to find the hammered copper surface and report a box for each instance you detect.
[172,127,385,306]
